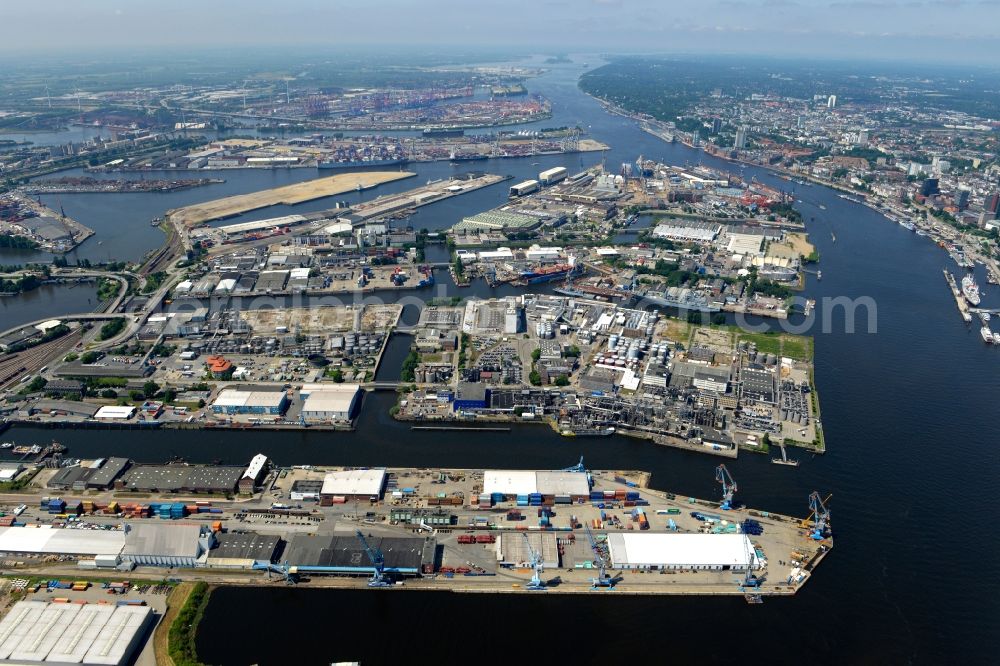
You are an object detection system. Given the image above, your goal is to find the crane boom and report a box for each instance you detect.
[716,464,737,510]
[585,523,616,588]
[356,530,391,587]
[521,533,546,591]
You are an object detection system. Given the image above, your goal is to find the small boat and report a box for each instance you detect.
[0,442,12,449]
[979,312,991,324]
[818,204,827,210]
[816,271,822,281]
[981,326,994,343]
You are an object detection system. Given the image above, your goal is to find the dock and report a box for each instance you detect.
[943,269,972,323]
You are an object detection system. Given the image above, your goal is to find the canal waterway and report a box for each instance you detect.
[1,55,998,665]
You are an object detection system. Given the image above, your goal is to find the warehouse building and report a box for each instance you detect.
[93,405,137,421]
[211,389,289,415]
[0,527,125,558]
[47,457,131,491]
[281,533,433,576]
[607,533,760,571]
[319,469,386,502]
[496,532,560,569]
[238,453,270,494]
[0,601,153,666]
[483,469,590,502]
[290,479,323,502]
[207,531,281,569]
[116,464,244,494]
[121,523,214,568]
[300,384,361,422]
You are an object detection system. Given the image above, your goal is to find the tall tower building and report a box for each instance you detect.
[827,95,837,109]
[735,126,747,150]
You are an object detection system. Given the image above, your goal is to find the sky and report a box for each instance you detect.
[1,0,999,65]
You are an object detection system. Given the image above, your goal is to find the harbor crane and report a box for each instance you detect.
[355,530,392,588]
[801,492,832,541]
[561,456,585,473]
[522,534,547,591]
[715,464,737,510]
[585,523,620,589]
[251,561,297,584]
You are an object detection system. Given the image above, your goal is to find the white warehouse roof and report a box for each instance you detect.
[212,389,287,409]
[243,453,268,481]
[301,385,360,418]
[321,469,386,496]
[483,470,589,496]
[0,601,153,666]
[0,527,125,557]
[93,405,136,420]
[607,533,759,569]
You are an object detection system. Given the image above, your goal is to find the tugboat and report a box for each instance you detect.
[816,270,822,281]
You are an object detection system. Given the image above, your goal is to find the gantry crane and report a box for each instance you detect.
[561,456,585,473]
[522,533,546,591]
[715,464,737,510]
[800,492,831,540]
[585,523,619,589]
[356,530,392,588]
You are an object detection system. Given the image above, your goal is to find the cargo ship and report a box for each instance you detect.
[317,158,408,170]
[980,326,994,343]
[962,274,981,306]
[519,262,582,285]
[560,426,616,437]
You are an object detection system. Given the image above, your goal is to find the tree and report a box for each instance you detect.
[554,374,570,387]
[101,389,118,399]
[142,381,160,399]
[162,388,176,403]
[63,352,78,362]
[531,348,542,362]
[129,390,144,401]
[330,369,344,383]
[529,370,542,386]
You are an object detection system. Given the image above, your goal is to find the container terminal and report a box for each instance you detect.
[0,454,832,602]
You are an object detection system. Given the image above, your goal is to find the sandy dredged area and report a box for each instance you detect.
[168,171,415,227]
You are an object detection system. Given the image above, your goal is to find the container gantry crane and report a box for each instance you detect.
[802,491,831,540]
[715,464,737,510]
[522,533,547,591]
[355,530,392,588]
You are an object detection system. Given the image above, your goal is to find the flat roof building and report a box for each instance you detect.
[281,533,432,576]
[211,389,289,415]
[117,464,244,494]
[496,532,560,569]
[300,385,361,422]
[122,523,212,568]
[483,470,590,499]
[207,531,280,568]
[607,533,759,571]
[0,527,125,558]
[320,469,386,500]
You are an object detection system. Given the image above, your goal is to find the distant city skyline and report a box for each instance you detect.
[1,0,999,64]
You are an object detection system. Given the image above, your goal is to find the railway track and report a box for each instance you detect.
[0,330,83,392]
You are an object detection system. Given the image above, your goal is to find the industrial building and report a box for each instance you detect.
[300,384,361,422]
[47,457,132,491]
[280,533,433,576]
[121,523,214,568]
[238,453,270,494]
[319,469,386,502]
[0,601,153,666]
[607,533,760,571]
[93,406,137,421]
[116,464,244,494]
[0,527,125,558]
[211,388,289,415]
[483,470,590,501]
[207,531,281,568]
[496,532,560,569]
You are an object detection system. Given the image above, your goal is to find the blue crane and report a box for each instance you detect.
[356,530,392,588]
[715,464,737,510]
[251,561,296,584]
[803,491,831,540]
[522,533,547,591]
[561,456,585,473]
[585,522,619,589]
